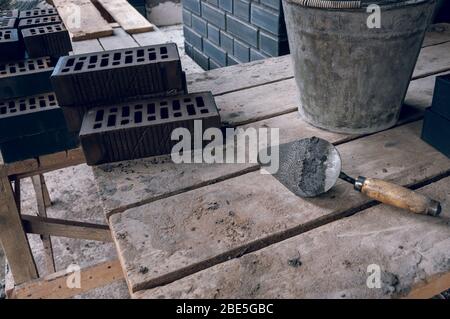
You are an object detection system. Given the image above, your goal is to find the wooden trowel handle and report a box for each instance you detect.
[355,177,441,216]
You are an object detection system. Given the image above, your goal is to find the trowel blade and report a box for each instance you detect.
[259,137,342,197]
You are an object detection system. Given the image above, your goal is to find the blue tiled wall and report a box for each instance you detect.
[182,0,289,70]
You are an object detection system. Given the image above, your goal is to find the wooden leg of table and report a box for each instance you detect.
[0,175,38,284]
[13,177,21,214]
[32,175,56,274]
[40,174,52,208]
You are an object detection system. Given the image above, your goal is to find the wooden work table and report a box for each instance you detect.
[1,24,450,299]
[91,26,450,298]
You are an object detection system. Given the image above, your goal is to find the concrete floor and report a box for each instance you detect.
[0,25,201,299]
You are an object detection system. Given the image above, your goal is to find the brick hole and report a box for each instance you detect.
[101,54,109,58]
[89,56,97,64]
[135,104,143,110]
[74,62,83,71]
[0,107,6,114]
[147,103,155,114]
[122,106,130,117]
[39,100,46,108]
[79,56,87,61]
[107,114,116,127]
[62,68,70,72]
[134,111,142,123]
[88,65,95,69]
[10,109,16,113]
[137,49,144,57]
[8,101,14,108]
[125,51,132,54]
[113,53,121,61]
[121,119,129,125]
[125,55,133,64]
[9,66,16,74]
[174,112,182,117]
[186,104,196,116]
[19,103,26,111]
[160,47,168,55]
[172,100,181,110]
[161,55,168,59]
[147,115,156,121]
[48,94,55,101]
[149,52,156,60]
[95,109,104,122]
[160,107,169,119]
[94,123,102,129]
[137,58,144,62]
[65,58,75,67]
[200,109,209,114]
[195,97,205,107]
[184,98,191,103]
[29,105,36,110]
[101,59,108,67]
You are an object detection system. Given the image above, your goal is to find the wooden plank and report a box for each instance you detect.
[98,27,139,51]
[52,0,113,41]
[134,176,450,299]
[96,0,154,34]
[412,41,450,78]
[14,148,85,179]
[92,71,436,217]
[22,215,112,242]
[41,175,52,208]
[11,259,124,299]
[423,24,450,47]
[1,159,39,178]
[31,175,56,274]
[108,121,450,292]
[186,32,450,96]
[0,175,38,284]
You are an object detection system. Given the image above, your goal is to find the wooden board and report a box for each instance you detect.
[108,121,450,292]
[185,35,450,97]
[0,176,38,284]
[134,176,450,299]
[92,69,437,218]
[96,0,154,34]
[53,0,113,41]
[423,24,450,47]
[11,259,124,299]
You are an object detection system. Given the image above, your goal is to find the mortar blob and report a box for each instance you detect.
[261,137,341,197]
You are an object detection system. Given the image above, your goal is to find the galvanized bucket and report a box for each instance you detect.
[282,0,436,134]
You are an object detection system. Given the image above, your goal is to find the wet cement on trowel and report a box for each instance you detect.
[260,137,336,197]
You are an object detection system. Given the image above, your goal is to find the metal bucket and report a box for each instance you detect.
[282,0,436,134]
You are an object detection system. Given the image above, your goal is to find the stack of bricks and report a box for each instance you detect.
[50,43,221,165]
[182,0,289,70]
[422,74,450,159]
[0,6,77,163]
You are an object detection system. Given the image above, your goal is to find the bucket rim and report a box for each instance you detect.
[282,0,436,11]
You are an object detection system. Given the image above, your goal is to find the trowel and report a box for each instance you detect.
[260,137,441,216]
